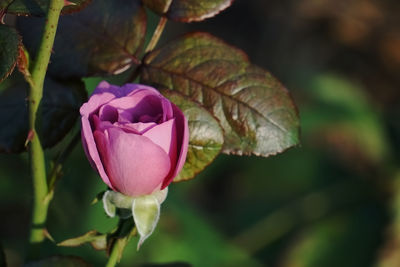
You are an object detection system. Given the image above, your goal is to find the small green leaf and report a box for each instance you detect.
[141,32,300,157]
[0,25,21,83]
[6,0,92,16]
[0,73,86,153]
[160,90,223,182]
[17,0,146,78]
[58,230,107,250]
[142,0,233,22]
[25,256,92,267]
[132,195,160,250]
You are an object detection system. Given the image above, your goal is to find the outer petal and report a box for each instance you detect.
[162,104,189,188]
[143,119,177,178]
[81,82,156,117]
[97,127,171,197]
[80,92,115,118]
[81,116,114,189]
[80,81,118,117]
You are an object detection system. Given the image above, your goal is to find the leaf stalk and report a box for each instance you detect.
[145,16,167,53]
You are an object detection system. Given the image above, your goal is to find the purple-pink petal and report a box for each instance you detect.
[143,119,178,171]
[96,127,171,197]
[81,116,114,190]
[162,104,189,188]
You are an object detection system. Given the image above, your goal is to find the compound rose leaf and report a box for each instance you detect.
[141,32,300,157]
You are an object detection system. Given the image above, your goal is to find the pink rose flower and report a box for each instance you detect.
[80,82,189,197]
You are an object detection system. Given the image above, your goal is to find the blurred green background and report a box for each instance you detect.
[1,0,400,266]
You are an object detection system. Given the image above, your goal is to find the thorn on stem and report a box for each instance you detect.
[43,228,55,242]
[64,0,76,6]
[25,130,35,147]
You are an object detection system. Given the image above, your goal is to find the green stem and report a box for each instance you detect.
[105,220,137,267]
[105,238,125,267]
[28,0,64,247]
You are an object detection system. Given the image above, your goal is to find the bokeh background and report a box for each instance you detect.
[1,0,400,266]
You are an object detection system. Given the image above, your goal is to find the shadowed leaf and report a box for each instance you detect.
[160,90,223,182]
[17,0,146,78]
[0,25,20,83]
[142,0,233,22]
[0,73,86,153]
[141,32,300,157]
[5,0,92,16]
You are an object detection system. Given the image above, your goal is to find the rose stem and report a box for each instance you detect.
[106,221,137,267]
[27,0,64,255]
[145,16,167,53]
[105,238,125,267]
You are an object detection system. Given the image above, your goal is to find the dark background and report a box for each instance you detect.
[1,0,400,266]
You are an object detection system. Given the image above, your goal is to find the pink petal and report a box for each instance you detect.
[93,81,129,97]
[123,83,161,97]
[162,104,189,188]
[105,92,163,123]
[98,104,118,122]
[98,127,171,197]
[114,122,157,134]
[161,97,173,122]
[92,114,114,132]
[80,92,115,117]
[143,119,177,172]
[81,116,114,189]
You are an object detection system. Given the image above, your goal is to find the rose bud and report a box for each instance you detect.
[80,81,189,197]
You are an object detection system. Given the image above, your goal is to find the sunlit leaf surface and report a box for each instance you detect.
[141,32,300,157]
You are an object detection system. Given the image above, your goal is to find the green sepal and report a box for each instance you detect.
[102,191,117,217]
[102,188,168,249]
[132,194,160,250]
[102,190,137,218]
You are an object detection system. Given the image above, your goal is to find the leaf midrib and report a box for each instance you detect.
[145,64,289,134]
